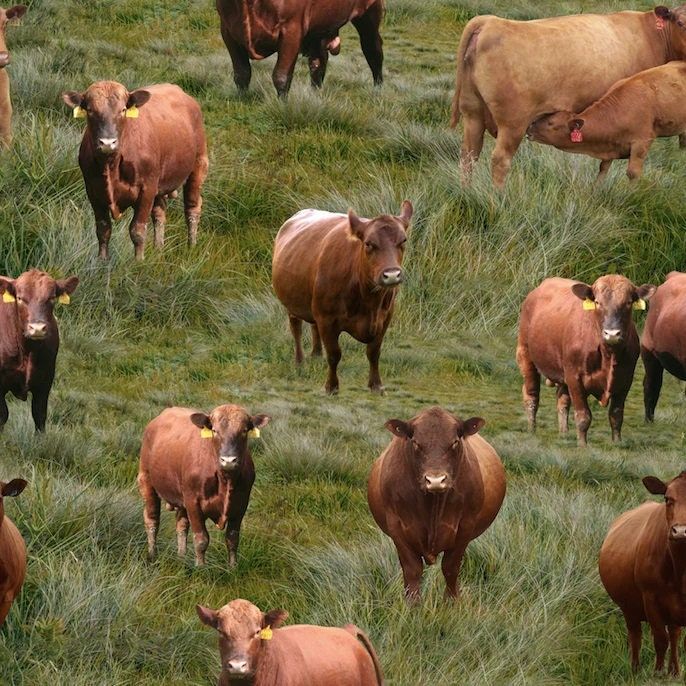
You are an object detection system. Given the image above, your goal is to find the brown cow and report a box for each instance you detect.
[451,6,686,188]
[137,405,269,567]
[599,472,686,675]
[641,272,686,422]
[62,81,208,260]
[367,407,506,602]
[196,598,384,685]
[0,269,79,432]
[216,0,384,96]
[272,203,412,395]
[527,61,686,181]
[0,478,27,627]
[516,276,655,446]
[0,5,26,147]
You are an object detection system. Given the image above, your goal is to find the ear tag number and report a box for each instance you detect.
[248,428,260,439]
[2,292,16,303]
[633,298,646,311]
[126,106,139,118]
[260,626,273,640]
[582,299,596,311]
[73,106,86,119]
[200,427,214,439]
[57,293,70,305]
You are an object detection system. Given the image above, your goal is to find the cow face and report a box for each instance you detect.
[571,275,655,347]
[527,111,576,147]
[197,600,288,679]
[348,201,413,289]
[62,81,151,155]
[385,407,484,494]
[655,6,686,58]
[643,472,686,540]
[0,5,27,69]
[0,478,27,529]
[0,269,79,341]
[190,405,270,474]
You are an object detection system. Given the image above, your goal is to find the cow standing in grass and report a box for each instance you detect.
[0,478,27,626]
[0,4,26,147]
[62,81,208,260]
[0,269,78,432]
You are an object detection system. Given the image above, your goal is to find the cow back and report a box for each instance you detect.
[0,514,27,602]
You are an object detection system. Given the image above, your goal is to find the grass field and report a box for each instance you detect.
[2,0,686,684]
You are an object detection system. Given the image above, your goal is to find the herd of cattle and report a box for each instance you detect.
[2,1,686,683]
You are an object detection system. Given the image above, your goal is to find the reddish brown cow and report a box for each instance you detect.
[641,272,686,422]
[197,599,384,685]
[0,5,26,146]
[216,0,384,96]
[516,275,655,445]
[367,407,506,602]
[62,81,208,260]
[137,405,269,567]
[0,269,79,432]
[451,6,686,188]
[527,61,686,181]
[272,203,412,394]
[0,478,27,626]
[600,472,686,675]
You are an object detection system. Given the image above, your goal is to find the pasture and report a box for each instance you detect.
[2,0,686,683]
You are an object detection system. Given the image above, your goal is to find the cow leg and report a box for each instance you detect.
[642,348,664,422]
[680,133,686,149]
[308,43,329,89]
[352,3,384,86]
[187,504,209,566]
[393,540,423,604]
[626,616,642,673]
[568,381,592,446]
[645,602,668,672]
[320,326,342,395]
[311,323,322,357]
[608,393,627,443]
[176,508,189,558]
[137,474,161,561]
[516,345,540,431]
[556,384,571,434]
[627,140,653,181]
[460,113,486,185]
[668,625,681,676]
[366,334,386,394]
[94,208,112,260]
[130,192,156,261]
[441,539,469,600]
[31,389,49,432]
[220,25,252,91]
[272,29,302,97]
[0,394,8,432]
[224,515,245,568]
[151,196,167,249]
[184,153,208,247]
[491,125,526,189]
[596,159,612,183]
[289,315,304,365]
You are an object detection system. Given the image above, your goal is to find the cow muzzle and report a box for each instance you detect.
[602,328,623,345]
[0,52,10,69]
[219,455,239,471]
[26,322,48,340]
[224,659,251,676]
[380,268,403,287]
[424,473,449,493]
[97,137,119,154]
[670,524,686,540]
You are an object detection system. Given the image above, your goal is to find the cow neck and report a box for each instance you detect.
[215,466,235,531]
[0,301,25,370]
[667,538,686,595]
[597,343,620,406]
[661,22,681,63]
[95,152,124,219]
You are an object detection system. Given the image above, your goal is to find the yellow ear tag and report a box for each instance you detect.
[260,626,273,640]
[2,291,15,303]
[200,427,214,439]
[57,293,70,305]
[73,106,86,119]
[248,427,260,439]
[125,106,139,119]
[582,299,596,311]
[633,298,646,311]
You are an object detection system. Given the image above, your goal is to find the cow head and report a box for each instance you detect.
[643,472,686,540]
[655,6,686,57]
[0,478,27,530]
[0,269,79,341]
[0,5,27,69]
[571,275,655,347]
[190,404,270,474]
[197,599,288,679]
[348,201,413,289]
[62,81,151,155]
[385,407,484,494]
[527,111,578,147]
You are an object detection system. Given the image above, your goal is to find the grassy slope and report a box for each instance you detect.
[1,0,686,683]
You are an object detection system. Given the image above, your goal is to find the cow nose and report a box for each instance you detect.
[219,455,239,470]
[97,137,118,152]
[424,473,448,492]
[26,322,48,339]
[226,659,249,674]
[381,268,403,286]
[602,328,622,344]
[0,52,9,68]
[670,524,686,540]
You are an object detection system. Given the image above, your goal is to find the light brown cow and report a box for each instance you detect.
[0,478,27,626]
[138,405,269,567]
[272,203,412,394]
[600,472,686,675]
[197,599,384,685]
[0,4,26,147]
[62,81,208,260]
[516,275,655,445]
[527,61,686,181]
[451,6,686,188]
[367,407,505,602]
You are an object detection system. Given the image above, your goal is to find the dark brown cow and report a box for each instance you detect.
[367,407,506,602]
[62,81,208,260]
[216,0,384,96]
[451,6,686,188]
[0,269,79,432]
[0,478,26,626]
[516,276,655,445]
[600,472,686,675]
[271,203,412,394]
[197,599,384,685]
[527,61,686,181]
[137,404,269,567]
[642,272,686,421]
[0,5,26,146]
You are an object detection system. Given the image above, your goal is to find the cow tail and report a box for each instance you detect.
[450,17,486,129]
[344,624,384,685]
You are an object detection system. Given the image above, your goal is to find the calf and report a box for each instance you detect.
[272,202,412,394]
[527,60,686,181]
[0,269,79,432]
[0,5,26,147]
[600,472,686,675]
[641,272,686,421]
[196,599,383,685]
[0,478,27,626]
[62,81,208,260]
[137,404,269,567]
[367,407,506,602]
[516,275,655,445]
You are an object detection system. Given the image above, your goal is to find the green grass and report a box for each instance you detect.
[2,0,686,684]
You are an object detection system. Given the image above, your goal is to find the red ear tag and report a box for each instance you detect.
[570,129,583,143]
[656,17,665,30]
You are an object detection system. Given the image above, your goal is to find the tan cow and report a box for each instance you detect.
[197,599,384,685]
[0,5,26,147]
[0,478,27,626]
[451,6,686,188]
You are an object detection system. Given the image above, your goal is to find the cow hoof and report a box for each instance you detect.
[325,385,339,396]
[370,384,385,395]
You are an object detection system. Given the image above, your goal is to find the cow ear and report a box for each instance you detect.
[250,414,270,430]
[643,476,667,495]
[190,413,212,430]
[0,276,16,297]
[196,605,219,629]
[568,118,585,132]
[6,5,27,20]
[348,209,367,241]
[460,417,485,437]
[398,200,413,228]
[571,283,594,301]
[263,609,288,629]
[62,91,83,109]
[385,419,413,439]
[127,89,151,109]
[655,6,673,20]
[1,478,27,497]
[56,276,79,296]
[637,284,657,301]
